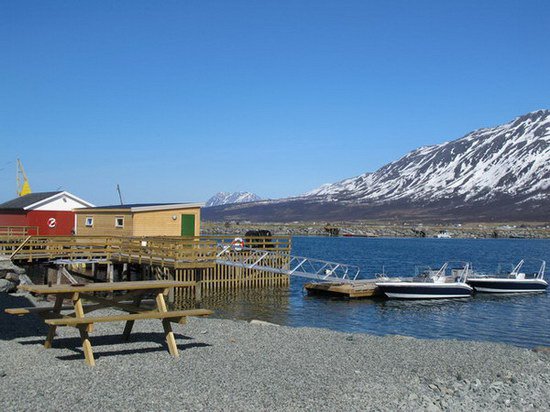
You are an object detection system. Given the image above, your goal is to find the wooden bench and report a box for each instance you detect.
[6,306,76,315]
[45,309,213,326]
[4,299,158,316]
[6,280,212,366]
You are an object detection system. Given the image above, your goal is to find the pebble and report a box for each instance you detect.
[0,293,549,411]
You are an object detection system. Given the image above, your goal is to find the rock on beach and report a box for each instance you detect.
[0,292,549,411]
[0,258,29,293]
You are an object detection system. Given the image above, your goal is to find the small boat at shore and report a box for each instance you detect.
[375,262,473,299]
[467,260,548,294]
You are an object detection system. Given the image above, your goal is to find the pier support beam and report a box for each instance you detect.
[107,264,114,283]
[194,269,203,304]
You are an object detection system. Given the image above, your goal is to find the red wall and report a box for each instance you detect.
[27,211,75,236]
[0,212,27,227]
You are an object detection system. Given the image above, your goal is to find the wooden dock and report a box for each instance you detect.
[0,235,292,299]
[304,280,383,298]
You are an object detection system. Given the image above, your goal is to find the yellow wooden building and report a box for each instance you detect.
[74,203,203,237]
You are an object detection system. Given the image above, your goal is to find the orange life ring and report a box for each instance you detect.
[231,237,245,251]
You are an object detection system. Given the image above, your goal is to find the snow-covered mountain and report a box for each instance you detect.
[205,192,262,207]
[203,110,550,222]
[303,110,550,206]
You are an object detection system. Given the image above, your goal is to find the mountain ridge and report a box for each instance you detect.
[203,110,550,222]
[205,192,262,207]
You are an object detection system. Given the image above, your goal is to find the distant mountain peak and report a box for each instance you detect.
[205,192,262,207]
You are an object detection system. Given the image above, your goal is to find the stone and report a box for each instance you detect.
[0,259,25,275]
[249,319,279,326]
[490,381,505,391]
[5,272,20,284]
[17,274,33,286]
[0,278,17,293]
[425,402,440,412]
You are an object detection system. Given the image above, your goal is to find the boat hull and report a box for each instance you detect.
[467,278,548,293]
[375,282,473,299]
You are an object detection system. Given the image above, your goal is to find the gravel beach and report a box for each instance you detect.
[1,293,549,411]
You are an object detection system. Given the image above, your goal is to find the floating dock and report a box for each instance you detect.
[304,279,382,298]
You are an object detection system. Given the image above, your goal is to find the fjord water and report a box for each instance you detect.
[210,237,550,348]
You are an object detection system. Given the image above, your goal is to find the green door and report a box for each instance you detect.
[181,214,195,236]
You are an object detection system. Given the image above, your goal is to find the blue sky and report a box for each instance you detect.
[1,1,549,205]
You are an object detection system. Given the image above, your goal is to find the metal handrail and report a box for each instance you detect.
[216,244,361,283]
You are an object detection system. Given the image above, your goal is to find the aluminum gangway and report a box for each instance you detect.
[216,244,361,283]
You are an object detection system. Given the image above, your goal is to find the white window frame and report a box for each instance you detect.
[115,216,124,228]
[85,216,94,227]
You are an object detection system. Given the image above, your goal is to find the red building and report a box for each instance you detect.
[0,191,94,236]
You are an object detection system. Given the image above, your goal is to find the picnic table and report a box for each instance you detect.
[5,280,213,366]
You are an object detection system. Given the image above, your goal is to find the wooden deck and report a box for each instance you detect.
[0,235,292,294]
[0,236,218,268]
[304,280,382,298]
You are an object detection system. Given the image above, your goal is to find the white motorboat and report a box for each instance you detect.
[467,260,547,293]
[375,262,473,299]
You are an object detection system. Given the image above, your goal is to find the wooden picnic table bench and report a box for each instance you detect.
[5,280,213,366]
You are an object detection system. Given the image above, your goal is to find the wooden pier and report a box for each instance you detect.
[0,234,291,301]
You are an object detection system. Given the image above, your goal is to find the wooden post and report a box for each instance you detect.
[167,269,175,304]
[195,268,202,303]
[73,293,95,367]
[44,295,64,349]
[46,267,57,286]
[155,291,179,358]
[107,264,114,283]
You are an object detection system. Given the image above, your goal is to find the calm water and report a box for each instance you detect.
[203,237,550,348]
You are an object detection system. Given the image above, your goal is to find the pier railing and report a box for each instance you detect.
[0,235,292,295]
[0,236,223,268]
[216,244,360,283]
[0,226,39,237]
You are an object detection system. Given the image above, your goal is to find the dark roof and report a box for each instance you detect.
[85,203,180,209]
[0,192,63,210]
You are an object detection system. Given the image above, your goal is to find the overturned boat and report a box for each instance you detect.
[467,260,548,294]
[375,262,473,299]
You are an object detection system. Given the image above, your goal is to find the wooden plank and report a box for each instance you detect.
[156,292,179,357]
[5,305,74,315]
[73,293,95,366]
[78,292,154,314]
[19,280,195,294]
[44,295,64,349]
[78,325,95,367]
[4,299,158,317]
[122,294,143,341]
[45,309,213,326]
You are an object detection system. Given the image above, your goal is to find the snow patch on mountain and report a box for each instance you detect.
[303,110,550,206]
[206,192,262,207]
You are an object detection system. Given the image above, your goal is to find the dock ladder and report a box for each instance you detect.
[216,244,360,283]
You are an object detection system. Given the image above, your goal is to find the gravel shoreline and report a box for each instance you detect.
[1,293,549,411]
[201,221,550,239]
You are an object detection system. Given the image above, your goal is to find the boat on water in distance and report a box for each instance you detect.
[467,260,548,294]
[375,262,473,299]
